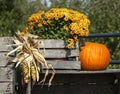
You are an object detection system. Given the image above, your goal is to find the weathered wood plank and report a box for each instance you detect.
[0,38,78,49]
[0,37,13,51]
[0,37,12,44]
[0,52,9,66]
[0,82,13,94]
[39,39,78,48]
[0,52,14,67]
[41,49,79,58]
[45,60,80,70]
[42,69,120,74]
[75,69,120,74]
[0,67,13,81]
[0,37,14,94]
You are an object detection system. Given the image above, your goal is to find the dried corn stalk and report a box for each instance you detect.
[7,31,55,86]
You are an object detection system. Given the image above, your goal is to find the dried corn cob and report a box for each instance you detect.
[30,63,37,81]
[22,63,29,83]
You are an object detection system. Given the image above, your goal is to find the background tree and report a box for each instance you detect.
[0,0,15,36]
[82,0,120,60]
[0,0,43,36]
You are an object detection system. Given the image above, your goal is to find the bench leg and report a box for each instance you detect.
[117,78,120,94]
[26,79,31,94]
[117,73,120,94]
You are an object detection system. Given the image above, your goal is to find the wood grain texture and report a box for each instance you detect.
[45,60,80,69]
[39,39,78,48]
[0,37,12,45]
[0,37,14,94]
[42,69,120,74]
[0,82,13,94]
[39,39,79,59]
[0,52,14,67]
[41,49,79,58]
[0,67,13,81]
[0,37,13,51]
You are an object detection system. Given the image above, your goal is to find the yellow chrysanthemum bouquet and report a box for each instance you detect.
[22,8,90,48]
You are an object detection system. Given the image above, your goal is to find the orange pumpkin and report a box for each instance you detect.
[79,42,110,70]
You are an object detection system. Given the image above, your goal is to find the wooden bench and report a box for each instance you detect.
[0,33,120,94]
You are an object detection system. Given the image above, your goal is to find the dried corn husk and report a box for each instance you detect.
[7,31,55,87]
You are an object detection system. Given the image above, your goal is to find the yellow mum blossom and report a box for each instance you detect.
[63,25,69,31]
[42,20,48,25]
[73,35,78,42]
[64,17,69,21]
[20,27,29,36]
[70,31,75,35]
[68,41,74,48]
[45,12,54,19]
[68,38,74,43]
[38,23,43,27]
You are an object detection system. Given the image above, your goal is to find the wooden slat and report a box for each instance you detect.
[42,69,120,74]
[0,37,14,94]
[0,37,78,49]
[0,37,13,51]
[41,49,79,58]
[46,60,80,70]
[0,67,13,81]
[0,37,12,45]
[0,52,14,67]
[76,69,120,74]
[0,38,78,49]
[0,82,13,94]
[39,39,78,48]
[58,69,120,74]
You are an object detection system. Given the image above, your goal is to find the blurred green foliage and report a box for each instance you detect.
[0,0,120,60]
